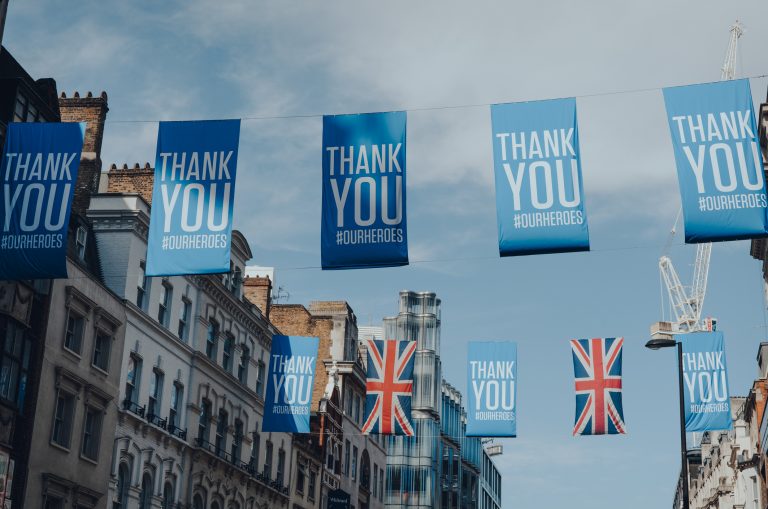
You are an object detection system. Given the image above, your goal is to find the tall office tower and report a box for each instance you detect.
[382,291,442,508]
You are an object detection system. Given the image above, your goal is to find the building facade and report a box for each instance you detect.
[87,165,293,508]
[478,448,501,509]
[265,298,386,509]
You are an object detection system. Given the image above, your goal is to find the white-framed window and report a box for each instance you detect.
[51,390,75,448]
[64,311,85,355]
[91,330,112,372]
[178,298,191,340]
[125,355,142,404]
[137,261,148,310]
[147,369,164,419]
[75,226,87,260]
[222,333,234,373]
[158,281,172,327]
[81,406,102,460]
[169,383,183,429]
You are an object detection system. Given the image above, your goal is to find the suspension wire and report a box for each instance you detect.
[100,73,768,124]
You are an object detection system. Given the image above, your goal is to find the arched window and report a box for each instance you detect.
[211,501,221,509]
[361,449,371,489]
[139,472,153,509]
[115,462,130,509]
[162,480,174,509]
[192,493,204,509]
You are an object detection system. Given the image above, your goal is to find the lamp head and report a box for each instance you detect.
[645,337,677,350]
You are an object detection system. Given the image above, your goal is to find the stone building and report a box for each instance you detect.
[685,397,761,509]
[88,166,293,508]
[251,289,386,509]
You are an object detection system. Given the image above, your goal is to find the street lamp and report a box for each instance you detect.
[645,337,689,509]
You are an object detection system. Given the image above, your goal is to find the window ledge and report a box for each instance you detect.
[79,453,99,466]
[62,346,83,360]
[49,441,71,454]
[90,364,109,377]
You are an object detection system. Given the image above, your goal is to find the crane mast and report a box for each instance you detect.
[652,21,742,339]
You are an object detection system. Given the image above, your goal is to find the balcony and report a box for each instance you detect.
[167,424,187,441]
[146,413,167,430]
[122,400,145,418]
[193,438,289,497]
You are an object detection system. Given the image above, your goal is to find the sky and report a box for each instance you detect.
[6,1,768,507]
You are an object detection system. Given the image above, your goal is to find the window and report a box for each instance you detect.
[276,448,285,485]
[116,463,131,509]
[43,496,64,509]
[198,399,211,444]
[231,419,243,462]
[308,468,317,502]
[222,334,233,373]
[206,320,219,360]
[250,430,260,468]
[178,299,191,340]
[51,391,75,448]
[232,267,242,296]
[169,383,183,429]
[353,394,359,423]
[147,369,164,419]
[81,406,102,460]
[215,408,227,457]
[139,472,153,509]
[344,440,351,476]
[373,464,378,497]
[379,469,384,501]
[64,312,85,354]
[264,440,273,479]
[352,445,358,481]
[0,318,32,410]
[296,458,306,495]
[137,261,148,310]
[162,481,175,509]
[255,360,265,398]
[75,226,87,260]
[158,282,172,327]
[91,331,111,372]
[238,346,249,384]
[125,355,142,404]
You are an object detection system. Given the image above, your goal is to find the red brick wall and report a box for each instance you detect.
[58,91,108,215]
[269,304,334,412]
[105,163,155,204]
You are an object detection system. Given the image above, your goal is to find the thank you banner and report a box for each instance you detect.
[466,341,517,437]
[321,111,408,269]
[491,98,590,256]
[146,119,241,276]
[0,122,84,279]
[677,331,732,432]
[262,335,319,433]
[663,79,768,242]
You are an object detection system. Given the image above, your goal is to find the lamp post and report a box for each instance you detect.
[645,337,689,509]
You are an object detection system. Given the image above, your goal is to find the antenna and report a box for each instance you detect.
[273,286,290,304]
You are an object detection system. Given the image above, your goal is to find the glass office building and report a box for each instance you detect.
[376,291,484,509]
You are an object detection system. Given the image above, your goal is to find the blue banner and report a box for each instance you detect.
[677,332,732,432]
[0,122,84,279]
[466,341,517,437]
[146,120,241,276]
[663,79,768,242]
[262,335,319,433]
[321,111,408,269]
[491,98,590,256]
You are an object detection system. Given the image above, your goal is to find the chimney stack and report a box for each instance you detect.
[58,91,109,215]
[243,276,272,318]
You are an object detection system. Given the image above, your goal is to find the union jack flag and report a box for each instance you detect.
[362,339,416,436]
[571,337,625,436]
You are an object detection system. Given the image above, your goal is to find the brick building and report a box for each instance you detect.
[244,282,386,509]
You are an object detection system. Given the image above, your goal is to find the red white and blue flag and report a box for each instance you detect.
[571,337,626,436]
[362,339,416,436]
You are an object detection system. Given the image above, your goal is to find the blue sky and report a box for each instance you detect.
[7,1,768,507]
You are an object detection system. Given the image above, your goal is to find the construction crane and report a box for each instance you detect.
[651,21,743,340]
